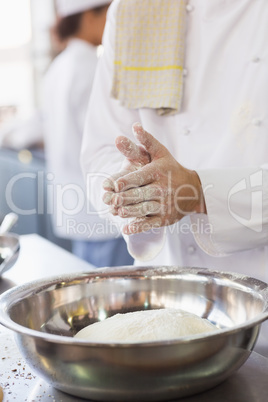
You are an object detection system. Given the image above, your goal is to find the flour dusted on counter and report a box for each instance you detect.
[74,308,218,343]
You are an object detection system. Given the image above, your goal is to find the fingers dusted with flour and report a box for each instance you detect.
[114,123,171,193]
[103,123,206,235]
[132,122,168,159]
[115,134,151,166]
[102,126,151,204]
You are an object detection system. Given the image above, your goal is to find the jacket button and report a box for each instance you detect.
[186,4,194,12]
[187,246,196,255]
[251,118,262,126]
[182,127,191,136]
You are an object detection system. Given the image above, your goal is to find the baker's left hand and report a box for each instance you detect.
[104,123,206,235]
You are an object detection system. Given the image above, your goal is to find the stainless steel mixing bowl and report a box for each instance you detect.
[0,266,268,401]
[0,233,20,276]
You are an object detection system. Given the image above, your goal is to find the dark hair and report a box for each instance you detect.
[92,4,110,15]
[55,5,109,41]
[55,12,83,41]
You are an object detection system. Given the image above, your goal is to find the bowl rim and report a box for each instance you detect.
[1,266,268,348]
[0,232,20,239]
[0,232,20,247]
[0,233,20,276]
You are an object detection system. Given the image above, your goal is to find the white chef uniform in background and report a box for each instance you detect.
[81,0,268,353]
[43,0,133,267]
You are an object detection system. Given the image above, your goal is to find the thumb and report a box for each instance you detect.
[132,122,168,159]
[115,136,150,166]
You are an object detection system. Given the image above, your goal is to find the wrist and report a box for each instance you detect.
[193,171,207,214]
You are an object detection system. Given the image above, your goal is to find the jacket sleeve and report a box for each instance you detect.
[80,0,139,228]
[191,165,268,256]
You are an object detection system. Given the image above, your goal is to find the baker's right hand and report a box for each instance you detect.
[102,128,151,213]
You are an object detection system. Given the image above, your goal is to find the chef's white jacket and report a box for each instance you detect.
[82,0,268,277]
[81,0,268,354]
[43,39,120,240]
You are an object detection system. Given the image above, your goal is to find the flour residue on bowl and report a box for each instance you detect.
[74,308,218,343]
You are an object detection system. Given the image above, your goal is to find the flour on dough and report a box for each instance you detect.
[74,308,218,343]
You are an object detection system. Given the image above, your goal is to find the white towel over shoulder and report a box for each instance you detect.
[112,0,186,116]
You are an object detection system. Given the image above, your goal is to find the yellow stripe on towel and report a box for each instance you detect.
[111,0,186,116]
[114,61,183,72]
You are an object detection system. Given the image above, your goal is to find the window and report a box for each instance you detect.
[0,0,32,49]
[0,0,55,127]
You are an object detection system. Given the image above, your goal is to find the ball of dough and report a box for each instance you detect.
[75,308,218,343]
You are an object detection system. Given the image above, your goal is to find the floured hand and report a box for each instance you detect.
[103,123,206,234]
[102,127,151,213]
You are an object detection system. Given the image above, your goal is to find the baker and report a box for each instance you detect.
[81,1,268,351]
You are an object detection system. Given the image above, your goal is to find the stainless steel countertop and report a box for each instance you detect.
[0,234,268,401]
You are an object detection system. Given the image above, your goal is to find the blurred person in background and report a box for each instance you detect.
[43,0,133,267]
